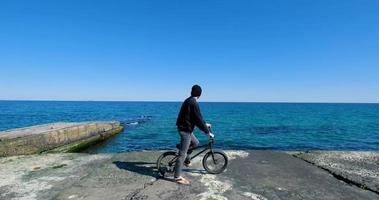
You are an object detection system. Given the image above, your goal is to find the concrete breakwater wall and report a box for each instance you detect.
[0,121,123,157]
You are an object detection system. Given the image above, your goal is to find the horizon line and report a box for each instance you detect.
[0,99,378,104]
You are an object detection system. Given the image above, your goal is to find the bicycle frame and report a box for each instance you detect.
[162,138,223,175]
[188,139,214,161]
[167,139,215,166]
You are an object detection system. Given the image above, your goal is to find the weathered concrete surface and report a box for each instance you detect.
[1,151,378,200]
[0,122,123,157]
[294,151,379,194]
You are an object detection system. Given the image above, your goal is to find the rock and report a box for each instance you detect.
[295,151,379,194]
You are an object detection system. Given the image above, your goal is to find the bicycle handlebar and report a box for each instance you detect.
[208,127,214,134]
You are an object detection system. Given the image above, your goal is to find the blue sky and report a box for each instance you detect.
[0,0,378,102]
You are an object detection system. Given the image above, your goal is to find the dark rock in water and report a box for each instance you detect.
[237,125,348,135]
[121,116,153,127]
[250,125,293,134]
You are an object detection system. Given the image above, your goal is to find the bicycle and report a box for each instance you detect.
[156,133,228,177]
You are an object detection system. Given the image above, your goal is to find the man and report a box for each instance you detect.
[174,85,214,185]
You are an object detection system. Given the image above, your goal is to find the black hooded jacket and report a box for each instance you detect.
[176,97,210,134]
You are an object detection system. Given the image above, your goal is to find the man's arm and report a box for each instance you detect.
[192,101,210,134]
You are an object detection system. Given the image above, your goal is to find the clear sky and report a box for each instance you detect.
[0,0,378,102]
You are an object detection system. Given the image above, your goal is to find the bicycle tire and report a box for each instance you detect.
[156,151,177,177]
[202,151,228,174]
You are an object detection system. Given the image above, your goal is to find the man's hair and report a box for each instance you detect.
[191,85,202,97]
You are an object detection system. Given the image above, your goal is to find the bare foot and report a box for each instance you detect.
[175,176,191,185]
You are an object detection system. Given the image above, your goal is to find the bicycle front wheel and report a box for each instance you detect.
[156,151,177,177]
[202,151,228,174]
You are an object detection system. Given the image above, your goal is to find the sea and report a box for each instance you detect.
[0,101,378,153]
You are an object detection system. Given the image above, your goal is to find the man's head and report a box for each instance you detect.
[191,85,202,98]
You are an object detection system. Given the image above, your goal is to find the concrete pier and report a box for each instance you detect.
[0,150,378,200]
[0,122,123,157]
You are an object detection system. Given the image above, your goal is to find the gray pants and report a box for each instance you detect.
[174,131,199,178]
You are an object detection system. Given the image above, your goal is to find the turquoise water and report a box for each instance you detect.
[0,101,378,152]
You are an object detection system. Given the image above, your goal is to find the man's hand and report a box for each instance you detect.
[206,123,212,128]
[206,123,213,139]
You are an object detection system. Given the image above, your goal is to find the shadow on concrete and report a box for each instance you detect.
[183,168,207,175]
[113,161,157,178]
[113,161,179,184]
[112,161,210,185]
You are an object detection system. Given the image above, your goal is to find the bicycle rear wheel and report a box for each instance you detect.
[156,151,177,177]
[202,151,228,174]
